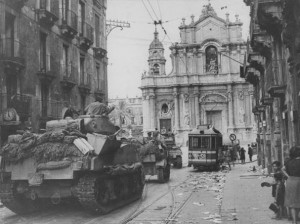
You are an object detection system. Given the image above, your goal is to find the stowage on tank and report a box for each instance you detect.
[0,104,145,215]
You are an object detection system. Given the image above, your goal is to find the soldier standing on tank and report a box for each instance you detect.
[84,97,114,116]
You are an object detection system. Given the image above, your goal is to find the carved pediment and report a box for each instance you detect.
[200,93,228,103]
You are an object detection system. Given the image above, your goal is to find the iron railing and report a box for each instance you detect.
[0,38,26,59]
[62,9,78,31]
[61,63,77,81]
[40,0,59,18]
[265,59,286,92]
[81,22,94,42]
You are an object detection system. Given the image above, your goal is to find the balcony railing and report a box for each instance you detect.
[67,10,78,31]
[267,59,287,97]
[37,54,56,83]
[0,38,26,73]
[78,73,91,95]
[0,93,31,119]
[61,9,78,39]
[79,22,94,50]
[37,0,59,27]
[61,63,76,91]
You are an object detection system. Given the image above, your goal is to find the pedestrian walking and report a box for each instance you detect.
[240,147,246,164]
[282,147,300,224]
[248,144,253,162]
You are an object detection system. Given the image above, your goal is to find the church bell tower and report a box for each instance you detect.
[148,28,166,76]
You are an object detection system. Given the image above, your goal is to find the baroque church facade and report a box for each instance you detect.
[141,4,256,145]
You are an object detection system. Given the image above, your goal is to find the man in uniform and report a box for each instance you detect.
[84,97,115,116]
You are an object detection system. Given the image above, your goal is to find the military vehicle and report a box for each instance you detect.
[0,114,145,215]
[140,133,170,183]
[163,134,182,168]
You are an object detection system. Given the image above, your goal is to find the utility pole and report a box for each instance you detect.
[106,20,130,37]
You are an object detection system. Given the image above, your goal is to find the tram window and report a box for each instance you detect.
[192,137,199,147]
[201,137,210,148]
[211,136,216,149]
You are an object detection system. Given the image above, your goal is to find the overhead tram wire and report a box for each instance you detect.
[146,0,160,21]
[156,0,163,21]
[141,0,156,23]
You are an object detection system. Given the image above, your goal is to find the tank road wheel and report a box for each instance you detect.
[0,180,40,214]
[176,157,182,168]
[74,168,145,215]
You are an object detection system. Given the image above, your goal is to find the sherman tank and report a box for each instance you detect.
[140,132,170,183]
[0,114,145,215]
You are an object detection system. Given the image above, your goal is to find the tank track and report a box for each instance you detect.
[73,166,144,214]
[0,179,41,214]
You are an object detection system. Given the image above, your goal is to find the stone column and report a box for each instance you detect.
[142,94,150,135]
[149,93,156,129]
[227,84,234,128]
[194,87,200,127]
[173,89,180,130]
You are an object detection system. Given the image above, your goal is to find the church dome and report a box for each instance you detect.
[149,29,164,49]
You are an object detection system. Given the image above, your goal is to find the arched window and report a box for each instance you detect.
[153,64,160,75]
[205,46,218,74]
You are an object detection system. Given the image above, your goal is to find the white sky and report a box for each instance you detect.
[106,0,250,99]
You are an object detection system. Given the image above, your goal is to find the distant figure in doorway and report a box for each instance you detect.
[248,144,253,162]
[240,147,246,164]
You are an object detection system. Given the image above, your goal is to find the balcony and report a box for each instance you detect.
[0,38,26,75]
[36,55,56,84]
[266,59,287,98]
[0,93,31,120]
[260,97,273,106]
[78,73,91,96]
[93,47,107,60]
[94,81,105,99]
[79,23,94,51]
[60,9,78,39]
[36,0,59,27]
[60,64,76,91]
[4,0,28,10]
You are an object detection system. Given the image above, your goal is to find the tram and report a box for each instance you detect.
[188,125,223,169]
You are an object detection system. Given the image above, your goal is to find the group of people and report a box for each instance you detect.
[222,143,254,170]
[262,147,300,224]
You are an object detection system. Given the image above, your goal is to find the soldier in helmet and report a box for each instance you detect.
[84,97,114,116]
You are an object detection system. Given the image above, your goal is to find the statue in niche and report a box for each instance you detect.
[184,114,190,126]
[184,109,190,126]
[239,106,245,124]
[206,46,218,74]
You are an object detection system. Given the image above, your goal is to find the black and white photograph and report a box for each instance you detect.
[0,0,300,223]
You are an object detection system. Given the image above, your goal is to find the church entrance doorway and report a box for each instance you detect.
[206,111,222,131]
[160,119,171,134]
